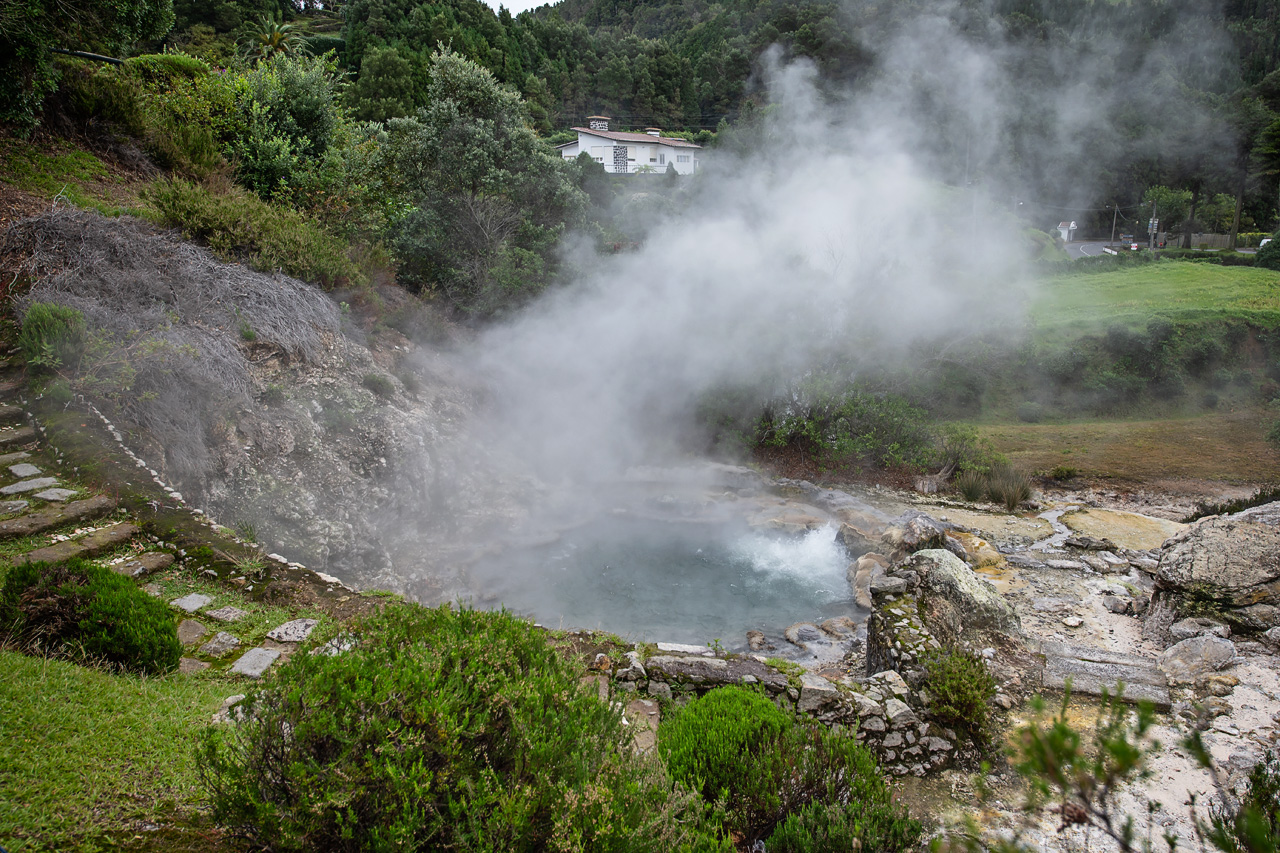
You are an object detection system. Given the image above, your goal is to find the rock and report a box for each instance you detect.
[0,477,58,495]
[870,575,908,597]
[882,732,904,747]
[746,630,768,651]
[869,670,910,696]
[1170,617,1230,641]
[1229,604,1279,631]
[860,715,887,732]
[1062,616,1084,628]
[230,647,281,678]
[785,622,824,647]
[797,673,839,712]
[8,463,41,478]
[646,681,672,700]
[267,619,319,643]
[0,495,114,538]
[177,619,207,645]
[179,657,210,674]
[204,605,250,623]
[18,522,140,564]
[1047,559,1086,571]
[1264,627,1280,649]
[820,616,857,638]
[883,511,950,557]
[644,655,789,692]
[199,631,242,657]
[1201,674,1239,697]
[0,500,27,513]
[1065,535,1118,551]
[624,698,660,754]
[1098,551,1130,571]
[112,551,174,578]
[1156,504,1280,626]
[1159,636,1237,684]
[884,698,919,728]
[170,593,213,613]
[908,549,1021,641]
[851,693,884,718]
[1101,595,1131,614]
[616,651,646,681]
[33,488,76,502]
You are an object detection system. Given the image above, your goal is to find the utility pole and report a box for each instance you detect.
[1109,204,1119,249]
[1148,201,1157,251]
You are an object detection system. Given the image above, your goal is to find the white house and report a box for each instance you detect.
[1056,221,1077,242]
[556,116,701,175]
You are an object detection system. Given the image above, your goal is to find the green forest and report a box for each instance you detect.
[5,0,1280,317]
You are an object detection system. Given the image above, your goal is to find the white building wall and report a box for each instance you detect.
[572,130,699,175]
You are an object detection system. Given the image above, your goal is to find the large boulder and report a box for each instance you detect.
[1158,635,1237,684]
[909,549,1022,642]
[1155,502,1280,628]
[882,511,951,558]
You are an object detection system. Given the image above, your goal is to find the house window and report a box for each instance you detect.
[677,154,690,163]
[659,153,665,164]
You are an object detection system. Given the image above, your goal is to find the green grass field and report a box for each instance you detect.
[0,652,229,853]
[1031,262,1280,342]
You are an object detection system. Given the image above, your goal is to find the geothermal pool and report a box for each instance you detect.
[468,517,858,647]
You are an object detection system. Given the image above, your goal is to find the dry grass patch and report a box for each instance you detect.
[972,407,1280,484]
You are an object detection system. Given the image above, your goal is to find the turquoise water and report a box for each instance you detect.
[469,518,857,647]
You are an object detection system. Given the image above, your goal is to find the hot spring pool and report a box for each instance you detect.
[468,518,858,646]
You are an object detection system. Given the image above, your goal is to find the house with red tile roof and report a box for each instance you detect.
[555,116,701,175]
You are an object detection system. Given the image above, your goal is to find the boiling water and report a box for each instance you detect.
[469,519,857,646]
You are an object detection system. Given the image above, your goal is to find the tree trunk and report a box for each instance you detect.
[1182,183,1201,249]
[1230,165,1245,250]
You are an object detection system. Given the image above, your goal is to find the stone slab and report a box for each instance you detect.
[0,495,115,539]
[0,426,36,448]
[179,657,210,674]
[644,654,790,691]
[0,477,58,495]
[34,488,76,502]
[171,593,213,613]
[0,404,23,425]
[655,642,715,656]
[0,451,30,465]
[1042,655,1170,707]
[177,619,207,645]
[0,500,27,514]
[798,672,841,712]
[266,618,319,643]
[230,647,281,678]
[112,551,174,578]
[199,631,242,658]
[204,605,250,623]
[624,697,661,754]
[18,522,139,564]
[8,463,40,478]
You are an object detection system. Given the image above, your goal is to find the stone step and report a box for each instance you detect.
[111,551,175,578]
[1037,640,1170,707]
[230,647,281,678]
[16,522,141,565]
[0,403,23,425]
[0,425,35,448]
[0,495,115,539]
[0,377,23,397]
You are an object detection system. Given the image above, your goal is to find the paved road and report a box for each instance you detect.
[1066,241,1129,259]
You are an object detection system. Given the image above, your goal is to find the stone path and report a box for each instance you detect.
[0,366,321,685]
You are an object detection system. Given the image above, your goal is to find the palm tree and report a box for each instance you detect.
[245,14,302,62]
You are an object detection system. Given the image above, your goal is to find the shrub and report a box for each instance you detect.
[147,180,361,288]
[660,687,921,848]
[199,605,728,852]
[19,302,86,373]
[123,52,211,82]
[986,467,1032,511]
[955,469,987,501]
[661,686,792,806]
[361,372,395,398]
[1256,237,1280,271]
[1016,400,1044,423]
[0,558,181,674]
[921,646,997,743]
[1213,750,1280,852]
[1047,464,1078,481]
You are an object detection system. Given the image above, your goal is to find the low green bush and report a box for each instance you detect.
[921,646,997,743]
[660,686,921,849]
[199,604,728,852]
[0,558,181,674]
[987,467,1032,511]
[19,302,86,373]
[147,180,362,288]
[1256,238,1280,271]
[955,469,987,501]
[1016,400,1044,423]
[361,372,395,398]
[123,53,211,82]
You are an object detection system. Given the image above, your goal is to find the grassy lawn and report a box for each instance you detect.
[0,652,229,853]
[972,407,1280,484]
[1032,262,1280,341]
